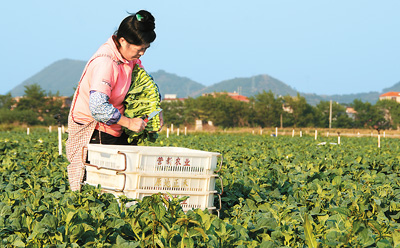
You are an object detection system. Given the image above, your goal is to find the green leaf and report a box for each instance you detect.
[332,176,342,186]
[10,236,25,248]
[329,207,351,216]
[260,241,275,248]
[359,227,374,247]
[196,209,214,230]
[350,220,362,237]
[65,210,76,231]
[246,199,258,211]
[40,213,58,230]
[251,217,277,232]
[154,202,166,220]
[377,239,393,248]
[167,230,179,241]
[193,227,208,241]
[317,215,329,225]
[0,203,12,217]
[250,189,263,203]
[304,214,318,248]
[116,235,141,247]
[367,220,382,237]
[106,218,125,229]
[393,230,400,247]
[68,224,85,243]
[182,237,194,247]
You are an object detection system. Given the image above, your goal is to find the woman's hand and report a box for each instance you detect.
[117,115,146,133]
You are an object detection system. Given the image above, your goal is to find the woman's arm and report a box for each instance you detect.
[89,90,121,125]
[89,90,146,132]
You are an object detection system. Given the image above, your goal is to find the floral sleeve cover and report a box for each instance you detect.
[89,90,121,125]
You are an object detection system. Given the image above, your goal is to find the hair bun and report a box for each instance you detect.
[134,10,155,32]
[115,10,156,45]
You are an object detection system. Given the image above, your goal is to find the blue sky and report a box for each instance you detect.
[1,0,400,95]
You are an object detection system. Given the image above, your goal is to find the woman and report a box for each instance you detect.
[66,10,159,191]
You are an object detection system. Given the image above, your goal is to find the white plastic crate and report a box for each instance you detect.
[138,173,217,192]
[85,166,134,191]
[86,144,221,175]
[100,189,218,212]
[136,191,217,212]
[84,144,223,213]
[85,169,219,193]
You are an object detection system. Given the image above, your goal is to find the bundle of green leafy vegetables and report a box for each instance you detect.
[123,64,161,144]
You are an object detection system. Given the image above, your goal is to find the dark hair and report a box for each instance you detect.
[114,10,156,46]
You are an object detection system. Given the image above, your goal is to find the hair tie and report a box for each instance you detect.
[136,13,143,21]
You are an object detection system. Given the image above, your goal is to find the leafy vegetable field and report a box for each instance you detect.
[1,131,400,247]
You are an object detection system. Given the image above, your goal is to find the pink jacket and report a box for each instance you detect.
[70,36,142,137]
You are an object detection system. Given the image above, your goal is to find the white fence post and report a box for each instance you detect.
[58,126,62,155]
[378,133,381,148]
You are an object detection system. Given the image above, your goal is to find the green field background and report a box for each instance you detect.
[1,131,399,247]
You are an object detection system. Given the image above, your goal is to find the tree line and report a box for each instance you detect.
[1,84,399,130]
[0,84,69,126]
[161,91,400,130]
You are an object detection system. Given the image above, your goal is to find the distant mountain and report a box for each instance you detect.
[150,70,205,98]
[382,81,400,92]
[11,59,86,97]
[191,74,298,98]
[303,92,381,106]
[190,75,381,105]
[9,59,205,99]
[7,59,394,106]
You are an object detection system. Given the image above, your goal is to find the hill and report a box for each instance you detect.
[11,59,86,97]
[191,74,298,98]
[191,75,381,105]
[150,70,205,98]
[382,81,400,92]
[7,59,391,105]
[303,92,381,106]
[9,59,204,99]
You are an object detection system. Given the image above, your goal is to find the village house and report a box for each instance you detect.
[202,92,250,102]
[161,94,186,102]
[346,107,357,120]
[379,92,400,103]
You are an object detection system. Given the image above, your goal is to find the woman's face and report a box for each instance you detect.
[118,37,150,61]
